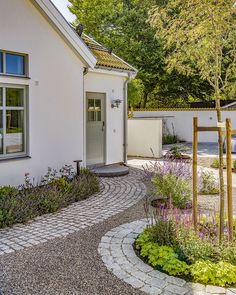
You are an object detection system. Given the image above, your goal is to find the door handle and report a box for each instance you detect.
[102,121,105,131]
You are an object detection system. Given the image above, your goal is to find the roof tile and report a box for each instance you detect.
[81,34,135,72]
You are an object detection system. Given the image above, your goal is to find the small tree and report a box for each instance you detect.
[150,0,236,241]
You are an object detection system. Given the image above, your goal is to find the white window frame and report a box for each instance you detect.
[0,84,28,160]
[0,50,28,78]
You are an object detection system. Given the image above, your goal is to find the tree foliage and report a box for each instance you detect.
[150,0,236,102]
[68,0,213,107]
[150,0,236,241]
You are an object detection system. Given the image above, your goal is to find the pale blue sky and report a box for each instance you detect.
[51,0,75,22]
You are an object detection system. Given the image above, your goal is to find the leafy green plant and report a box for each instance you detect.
[165,145,189,159]
[48,178,72,194]
[0,167,99,229]
[0,186,18,196]
[149,219,178,248]
[162,257,189,276]
[162,134,179,145]
[179,235,217,264]
[136,231,189,276]
[190,261,236,286]
[152,174,191,209]
[220,243,236,266]
[71,171,99,201]
[136,225,236,287]
[211,159,226,169]
[199,170,219,195]
[211,159,220,169]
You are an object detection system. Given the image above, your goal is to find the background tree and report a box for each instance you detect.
[128,79,144,107]
[150,0,236,240]
[68,0,213,107]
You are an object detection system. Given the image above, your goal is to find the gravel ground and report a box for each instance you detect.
[0,200,147,295]
[1,163,236,295]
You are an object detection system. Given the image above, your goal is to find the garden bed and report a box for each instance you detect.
[0,166,99,229]
[135,216,236,289]
[140,157,236,290]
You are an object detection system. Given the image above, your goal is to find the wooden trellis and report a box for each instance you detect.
[193,117,236,240]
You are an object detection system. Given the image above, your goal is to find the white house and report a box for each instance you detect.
[0,0,136,186]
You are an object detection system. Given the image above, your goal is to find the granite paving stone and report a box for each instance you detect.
[98,219,236,295]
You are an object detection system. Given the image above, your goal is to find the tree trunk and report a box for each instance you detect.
[216,94,225,243]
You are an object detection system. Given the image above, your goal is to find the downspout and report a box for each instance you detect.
[123,73,131,164]
[83,67,89,167]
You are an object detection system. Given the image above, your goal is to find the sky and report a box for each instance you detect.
[51,0,75,22]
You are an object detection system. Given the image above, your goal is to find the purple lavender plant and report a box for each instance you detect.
[143,157,191,181]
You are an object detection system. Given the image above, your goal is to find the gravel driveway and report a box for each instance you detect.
[0,200,147,295]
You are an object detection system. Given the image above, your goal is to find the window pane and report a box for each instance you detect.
[88,111,95,121]
[6,88,24,107]
[0,52,3,73]
[6,110,24,154]
[97,111,101,121]
[88,99,94,109]
[6,53,25,75]
[95,99,101,110]
[0,111,3,154]
[0,88,2,106]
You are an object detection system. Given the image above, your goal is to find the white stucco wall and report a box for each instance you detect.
[128,119,162,158]
[133,110,236,143]
[0,0,85,186]
[84,71,126,165]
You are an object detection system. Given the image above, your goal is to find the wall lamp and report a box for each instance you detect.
[111,99,122,108]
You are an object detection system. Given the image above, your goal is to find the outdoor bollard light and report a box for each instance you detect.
[74,160,83,176]
[111,99,122,108]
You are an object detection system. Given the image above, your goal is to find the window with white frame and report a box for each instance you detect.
[0,85,27,158]
[0,50,27,77]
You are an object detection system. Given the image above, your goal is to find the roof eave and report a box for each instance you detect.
[82,33,138,73]
[31,0,97,68]
[94,65,137,77]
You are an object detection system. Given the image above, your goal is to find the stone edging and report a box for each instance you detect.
[98,220,236,295]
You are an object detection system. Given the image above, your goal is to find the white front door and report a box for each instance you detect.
[86,92,106,166]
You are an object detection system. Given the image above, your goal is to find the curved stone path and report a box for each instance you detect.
[98,220,236,295]
[0,168,146,255]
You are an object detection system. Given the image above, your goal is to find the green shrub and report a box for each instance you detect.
[36,187,67,214]
[71,171,99,201]
[220,243,236,265]
[179,236,217,263]
[136,227,153,249]
[211,159,220,169]
[162,257,189,276]
[0,188,36,227]
[136,226,236,287]
[0,168,99,229]
[211,159,226,169]
[166,145,189,159]
[162,134,179,145]
[0,186,18,196]
[149,220,178,247]
[199,170,219,194]
[136,231,189,276]
[48,178,72,194]
[152,174,191,209]
[190,260,236,286]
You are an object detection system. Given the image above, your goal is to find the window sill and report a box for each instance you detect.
[0,155,31,162]
[0,74,30,79]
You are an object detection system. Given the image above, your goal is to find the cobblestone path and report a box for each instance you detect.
[0,168,146,255]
